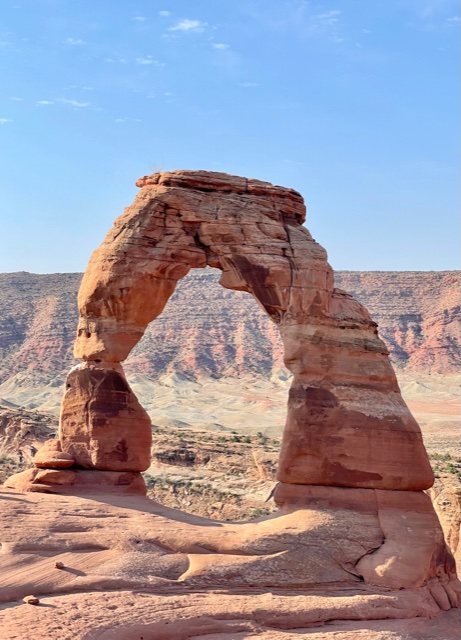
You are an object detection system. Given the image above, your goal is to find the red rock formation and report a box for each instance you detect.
[32,438,74,469]
[3,170,459,629]
[59,363,151,471]
[71,170,432,491]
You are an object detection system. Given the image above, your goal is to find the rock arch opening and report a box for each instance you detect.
[63,170,433,493]
[121,266,288,441]
[126,266,286,382]
[4,171,459,619]
[10,170,434,494]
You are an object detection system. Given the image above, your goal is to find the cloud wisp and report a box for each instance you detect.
[168,19,207,33]
[0,118,13,124]
[65,38,86,45]
[57,99,91,107]
[135,55,164,66]
[315,10,341,24]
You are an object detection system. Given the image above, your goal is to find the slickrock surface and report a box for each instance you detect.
[2,171,459,639]
[0,489,459,640]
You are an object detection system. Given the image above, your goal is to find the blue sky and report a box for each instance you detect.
[0,0,459,273]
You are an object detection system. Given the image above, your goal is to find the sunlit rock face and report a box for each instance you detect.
[4,171,458,631]
[72,169,433,490]
[59,362,152,471]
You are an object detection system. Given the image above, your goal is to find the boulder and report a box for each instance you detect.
[33,439,75,469]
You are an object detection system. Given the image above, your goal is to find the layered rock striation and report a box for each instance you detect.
[3,170,459,633]
[0,270,458,389]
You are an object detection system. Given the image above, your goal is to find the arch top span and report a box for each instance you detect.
[75,170,334,363]
[68,169,434,491]
[135,170,307,225]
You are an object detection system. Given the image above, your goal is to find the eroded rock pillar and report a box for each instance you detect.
[277,316,435,490]
[59,363,152,471]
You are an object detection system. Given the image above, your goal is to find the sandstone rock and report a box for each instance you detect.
[59,362,152,471]
[4,467,146,495]
[71,169,433,491]
[428,479,461,575]
[33,438,74,469]
[274,483,459,597]
[35,468,77,486]
[0,488,459,639]
[3,468,52,492]
[2,170,457,638]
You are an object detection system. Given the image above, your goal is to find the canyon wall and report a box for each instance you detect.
[0,269,458,386]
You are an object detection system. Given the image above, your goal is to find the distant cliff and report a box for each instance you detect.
[0,269,459,384]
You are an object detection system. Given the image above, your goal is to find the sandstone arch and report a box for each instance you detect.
[61,170,432,490]
[4,171,459,622]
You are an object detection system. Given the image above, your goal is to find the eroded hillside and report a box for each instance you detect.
[0,270,459,387]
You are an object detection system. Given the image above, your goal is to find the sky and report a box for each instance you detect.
[0,0,459,273]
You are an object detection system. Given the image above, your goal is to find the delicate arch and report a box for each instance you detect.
[63,170,433,490]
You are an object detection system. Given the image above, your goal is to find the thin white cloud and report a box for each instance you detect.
[159,10,172,17]
[303,8,344,42]
[239,82,258,87]
[10,96,23,101]
[0,118,13,124]
[36,100,54,105]
[66,85,94,91]
[212,43,230,49]
[115,117,142,123]
[135,55,163,66]
[362,28,372,34]
[132,16,147,22]
[65,37,86,45]
[168,19,207,32]
[315,10,341,23]
[447,15,460,22]
[57,99,90,107]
